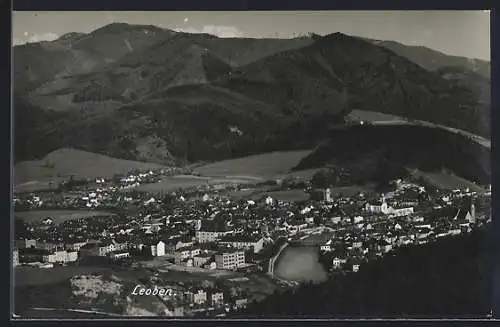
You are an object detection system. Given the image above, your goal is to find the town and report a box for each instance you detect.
[13,166,492,317]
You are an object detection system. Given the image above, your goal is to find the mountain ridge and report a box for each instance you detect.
[14,24,490,176]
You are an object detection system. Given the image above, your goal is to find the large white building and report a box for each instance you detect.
[365,196,413,217]
[149,241,166,257]
[215,249,245,270]
[42,250,78,263]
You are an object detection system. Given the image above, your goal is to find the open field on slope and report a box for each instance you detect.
[194,150,314,179]
[410,170,485,192]
[347,109,491,148]
[14,210,116,224]
[280,168,324,181]
[14,148,165,188]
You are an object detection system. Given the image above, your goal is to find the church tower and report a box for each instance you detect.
[325,188,332,203]
[469,202,476,224]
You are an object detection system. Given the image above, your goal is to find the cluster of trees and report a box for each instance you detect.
[295,124,490,186]
[235,226,494,318]
[309,157,409,191]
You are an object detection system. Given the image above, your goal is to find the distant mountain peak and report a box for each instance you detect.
[322,32,351,40]
[90,22,168,35]
[58,32,86,41]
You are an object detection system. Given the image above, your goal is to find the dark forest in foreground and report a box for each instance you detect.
[234,225,495,319]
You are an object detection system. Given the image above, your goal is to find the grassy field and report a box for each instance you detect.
[410,170,485,192]
[130,175,259,193]
[250,189,310,202]
[14,266,110,287]
[14,148,165,186]
[194,150,314,179]
[280,168,323,180]
[14,210,116,224]
[347,109,407,123]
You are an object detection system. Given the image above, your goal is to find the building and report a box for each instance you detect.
[365,196,413,216]
[320,240,333,252]
[148,241,166,257]
[193,253,213,267]
[206,261,217,270]
[365,197,389,214]
[193,290,207,305]
[13,249,19,267]
[165,238,194,255]
[324,188,333,203]
[79,244,101,257]
[454,203,476,224]
[332,257,346,270]
[196,220,232,243]
[19,248,51,263]
[330,216,342,224]
[174,246,201,264]
[65,241,88,252]
[172,306,184,317]
[215,249,245,270]
[43,250,78,263]
[234,298,248,309]
[389,205,414,217]
[41,217,53,225]
[16,239,37,249]
[109,251,130,260]
[97,241,117,256]
[38,242,62,252]
[211,292,224,306]
[285,220,308,234]
[218,234,264,253]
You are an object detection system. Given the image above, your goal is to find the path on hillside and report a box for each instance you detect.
[370,120,490,149]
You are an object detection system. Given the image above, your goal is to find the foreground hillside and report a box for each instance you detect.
[294,124,490,186]
[238,225,495,318]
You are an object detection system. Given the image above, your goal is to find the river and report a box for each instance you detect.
[274,246,328,284]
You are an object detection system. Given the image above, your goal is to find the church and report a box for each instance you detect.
[364,195,414,217]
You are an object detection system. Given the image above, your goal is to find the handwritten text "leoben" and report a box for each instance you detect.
[131,285,175,296]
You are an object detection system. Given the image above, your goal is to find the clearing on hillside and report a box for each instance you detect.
[194,150,314,179]
[410,170,485,192]
[14,148,166,186]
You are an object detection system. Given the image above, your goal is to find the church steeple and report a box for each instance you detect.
[470,202,476,223]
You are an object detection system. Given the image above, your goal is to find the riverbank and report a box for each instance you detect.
[268,241,289,276]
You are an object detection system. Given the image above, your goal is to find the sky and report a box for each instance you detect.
[12,11,491,61]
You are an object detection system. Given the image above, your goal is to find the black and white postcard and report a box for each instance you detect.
[11,10,494,320]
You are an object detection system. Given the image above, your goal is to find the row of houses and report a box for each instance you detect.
[16,247,78,264]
